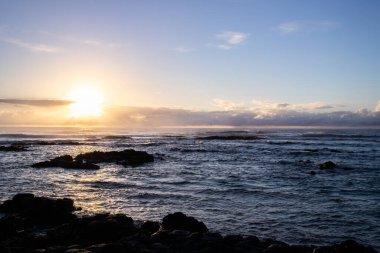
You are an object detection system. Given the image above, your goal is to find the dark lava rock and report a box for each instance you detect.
[1,194,378,253]
[141,220,160,234]
[75,149,154,167]
[319,161,337,170]
[0,144,27,152]
[263,242,291,253]
[313,246,336,253]
[32,155,100,170]
[0,193,75,225]
[162,212,208,233]
[334,239,378,253]
[197,135,262,141]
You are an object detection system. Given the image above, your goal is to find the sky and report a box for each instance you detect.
[0,0,379,127]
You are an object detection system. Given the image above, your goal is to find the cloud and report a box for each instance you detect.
[0,99,73,107]
[214,31,248,50]
[83,40,124,48]
[3,38,62,53]
[375,101,380,112]
[276,21,339,34]
[104,105,380,127]
[0,103,380,128]
[173,45,193,53]
[77,38,125,48]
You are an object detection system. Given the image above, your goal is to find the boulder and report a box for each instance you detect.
[0,193,76,225]
[162,212,208,233]
[141,221,160,234]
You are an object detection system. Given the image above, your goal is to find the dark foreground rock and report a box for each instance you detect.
[0,194,378,253]
[32,149,154,170]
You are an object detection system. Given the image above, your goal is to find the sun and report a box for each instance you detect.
[68,87,104,118]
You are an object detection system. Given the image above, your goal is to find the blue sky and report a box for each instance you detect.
[0,0,379,126]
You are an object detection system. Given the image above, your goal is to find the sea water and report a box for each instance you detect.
[0,127,379,249]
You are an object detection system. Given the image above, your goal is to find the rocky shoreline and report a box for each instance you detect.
[0,194,377,253]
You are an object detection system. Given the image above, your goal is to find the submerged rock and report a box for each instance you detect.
[319,161,337,170]
[32,155,100,170]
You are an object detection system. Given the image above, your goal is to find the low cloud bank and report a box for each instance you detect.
[106,106,380,127]
[0,101,379,127]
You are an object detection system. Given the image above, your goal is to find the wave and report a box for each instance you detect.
[101,135,132,140]
[196,135,263,141]
[0,134,56,139]
[302,133,380,139]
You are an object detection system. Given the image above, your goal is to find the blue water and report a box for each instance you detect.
[0,127,379,249]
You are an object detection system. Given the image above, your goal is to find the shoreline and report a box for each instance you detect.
[0,193,377,253]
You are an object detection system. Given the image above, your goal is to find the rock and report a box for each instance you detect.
[263,243,291,253]
[141,221,160,234]
[224,234,243,245]
[235,238,262,253]
[86,243,125,253]
[0,193,76,225]
[162,212,208,233]
[319,161,337,170]
[74,214,136,244]
[0,144,27,152]
[313,246,335,253]
[289,245,315,253]
[65,249,92,253]
[334,239,378,253]
[75,149,154,167]
[32,155,100,170]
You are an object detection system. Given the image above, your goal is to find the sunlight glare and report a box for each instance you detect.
[69,86,104,118]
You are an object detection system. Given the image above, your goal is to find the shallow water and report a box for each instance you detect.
[0,127,379,249]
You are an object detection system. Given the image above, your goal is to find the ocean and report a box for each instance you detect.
[0,127,379,249]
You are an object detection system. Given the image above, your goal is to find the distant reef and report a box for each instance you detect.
[0,193,377,253]
[32,149,154,170]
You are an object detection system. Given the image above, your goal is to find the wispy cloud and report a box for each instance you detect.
[3,38,62,53]
[77,38,125,48]
[276,21,339,34]
[0,99,73,107]
[173,45,193,53]
[214,31,248,50]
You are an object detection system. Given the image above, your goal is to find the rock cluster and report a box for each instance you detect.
[32,155,100,170]
[0,194,377,253]
[0,144,28,152]
[32,149,154,170]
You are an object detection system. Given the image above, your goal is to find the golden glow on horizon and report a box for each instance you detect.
[68,86,104,118]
